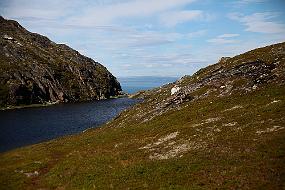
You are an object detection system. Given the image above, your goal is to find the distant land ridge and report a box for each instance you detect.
[0,16,121,108]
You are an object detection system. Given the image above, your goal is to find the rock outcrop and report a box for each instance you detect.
[130,42,285,122]
[0,16,121,107]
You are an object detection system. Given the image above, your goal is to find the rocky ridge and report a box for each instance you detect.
[0,16,121,107]
[129,42,285,123]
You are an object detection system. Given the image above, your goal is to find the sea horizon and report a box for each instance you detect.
[118,76,179,94]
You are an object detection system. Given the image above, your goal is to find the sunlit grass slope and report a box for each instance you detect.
[0,42,284,189]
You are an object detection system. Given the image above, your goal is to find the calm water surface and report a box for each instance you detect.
[119,76,178,93]
[0,98,139,152]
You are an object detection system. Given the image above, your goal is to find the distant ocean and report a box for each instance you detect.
[118,76,178,94]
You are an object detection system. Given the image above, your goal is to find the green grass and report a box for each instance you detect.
[1,41,284,189]
[0,83,284,189]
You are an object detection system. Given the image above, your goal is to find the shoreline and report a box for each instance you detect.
[0,101,60,111]
[0,94,130,111]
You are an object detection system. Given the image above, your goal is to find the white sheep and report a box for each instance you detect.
[171,85,180,95]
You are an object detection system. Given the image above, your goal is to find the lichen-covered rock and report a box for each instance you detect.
[0,16,121,107]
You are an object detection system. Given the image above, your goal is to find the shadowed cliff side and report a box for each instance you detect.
[0,16,121,108]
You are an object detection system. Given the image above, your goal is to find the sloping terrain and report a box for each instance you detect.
[0,42,284,189]
[0,17,121,108]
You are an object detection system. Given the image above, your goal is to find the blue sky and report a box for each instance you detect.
[1,0,285,77]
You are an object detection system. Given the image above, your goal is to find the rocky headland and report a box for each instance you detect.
[0,16,121,108]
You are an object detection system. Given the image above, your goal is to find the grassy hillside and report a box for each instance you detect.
[0,42,284,189]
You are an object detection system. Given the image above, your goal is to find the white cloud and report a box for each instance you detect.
[86,29,183,49]
[122,64,132,67]
[207,38,239,44]
[2,0,283,77]
[1,0,198,27]
[207,33,240,44]
[235,0,266,5]
[145,64,155,68]
[229,12,285,34]
[161,63,173,67]
[126,31,182,47]
[160,10,203,27]
[0,0,78,19]
[187,30,207,38]
[217,33,240,38]
[66,0,197,26]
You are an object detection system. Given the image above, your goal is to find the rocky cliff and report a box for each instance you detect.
[0,16,121,107]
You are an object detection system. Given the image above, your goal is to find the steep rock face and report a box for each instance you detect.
[0,16,121,107]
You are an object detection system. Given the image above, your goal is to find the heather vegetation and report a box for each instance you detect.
[0,42,284,189]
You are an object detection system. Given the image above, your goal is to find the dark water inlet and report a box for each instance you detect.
[0,98,139,152]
